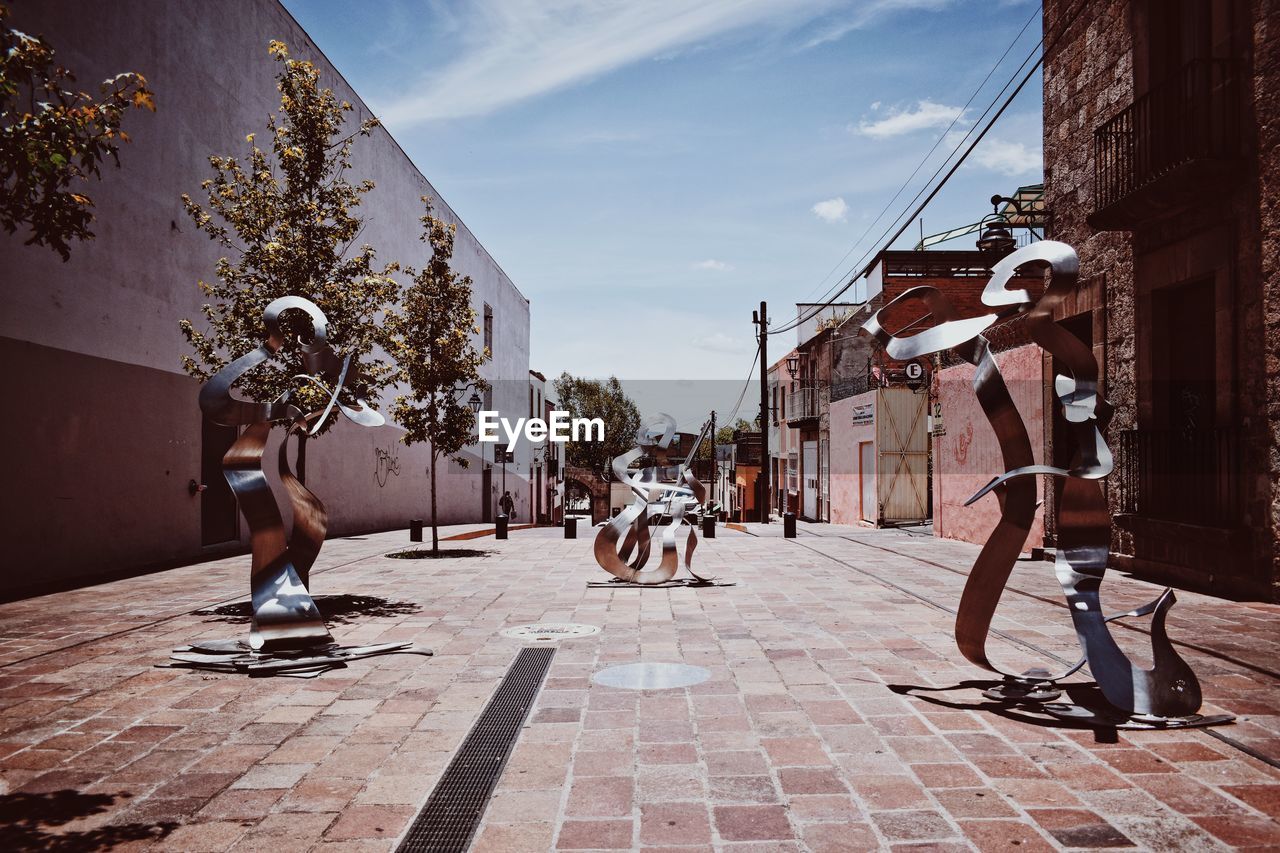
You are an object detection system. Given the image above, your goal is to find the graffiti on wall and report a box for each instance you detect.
[374,446,401,488]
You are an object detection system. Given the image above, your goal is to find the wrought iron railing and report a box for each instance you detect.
[787,385,821,422]
[1115,428,1242,528]
[1093,58,1240,213]
[734,432,762,465]
[831,374,874,401]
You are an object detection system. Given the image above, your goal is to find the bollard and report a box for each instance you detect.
[496,513,508,540]
[565,516,577,539]
[701,514,716,539]
[783,512,796,538]
[409,519,423,542]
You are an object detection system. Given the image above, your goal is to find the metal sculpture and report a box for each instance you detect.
[593,414,710,585]
[862,241,1229,729]
[172,296,431,676]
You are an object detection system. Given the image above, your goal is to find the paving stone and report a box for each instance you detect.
[323,804,415,840]
[713,803,793,841]
[566,775,634,817]
[0,526,1274,851]
[556,818,635,849]
[640,802,712,845]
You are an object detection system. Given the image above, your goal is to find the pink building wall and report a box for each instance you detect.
[933,345,1046,548]
[829,391,876,526]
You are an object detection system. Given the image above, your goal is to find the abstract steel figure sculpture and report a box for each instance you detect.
[594,414,710,585]
[199,296,383,651]
[863,241,1229,729]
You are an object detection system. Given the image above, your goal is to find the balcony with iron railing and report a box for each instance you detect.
[787,384,821,430]
[733,431,762,466]
[1089,58,1242,230]
[1115,428,1243,529]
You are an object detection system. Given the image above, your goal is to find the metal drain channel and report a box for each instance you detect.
[397,646,556,853]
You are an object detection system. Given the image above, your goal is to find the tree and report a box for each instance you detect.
[0,4,154,260]
[388,199,488,554]
[699,417,753,460]
[552,374,641,478]
[720,417,754,444]
[179,40,399,478]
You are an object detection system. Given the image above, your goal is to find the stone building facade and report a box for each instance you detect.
[1043,0,1279,599]
[0,1,532,597]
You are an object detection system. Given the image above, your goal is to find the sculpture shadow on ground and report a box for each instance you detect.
[887,680,1122,743]
[0,790,176,851]
[385,548,490,560]
[194,593,422,626]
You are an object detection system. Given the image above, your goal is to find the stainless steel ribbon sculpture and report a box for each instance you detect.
[863,242,1227,728]
[593,414,710,585]
[198,296,383,651]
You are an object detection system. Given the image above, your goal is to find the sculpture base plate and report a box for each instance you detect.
[165,639,433,678]
[982,669,1063,703]
[586,577,733,588]
[982,678,1062,703]
[1042,703,1235,730]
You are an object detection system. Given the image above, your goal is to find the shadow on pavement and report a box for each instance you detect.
[888,679,1122,743]
[385,548,490,560]
[194,593,422,626]
[0,790,175,850]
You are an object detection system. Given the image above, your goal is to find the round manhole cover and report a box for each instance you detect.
[500,623,601,642]
[592,662,711,690]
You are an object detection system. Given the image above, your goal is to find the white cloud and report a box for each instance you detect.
[854,100,966,138]
[811,197,849,223]
[692,332,747,353]
[802,0,951,48]
[375,0,951,125]
[377,1,831,124]
[968,136,1043,176]
[693,259,733,272]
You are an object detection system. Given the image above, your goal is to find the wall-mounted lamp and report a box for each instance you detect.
[976,194,1025,259]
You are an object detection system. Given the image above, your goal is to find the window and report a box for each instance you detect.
[483,303,494,359]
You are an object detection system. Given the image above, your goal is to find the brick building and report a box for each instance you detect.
[1043,0,1279,599]
[773,252,1039,528]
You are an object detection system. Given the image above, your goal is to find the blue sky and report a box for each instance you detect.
[282,0,1043,391]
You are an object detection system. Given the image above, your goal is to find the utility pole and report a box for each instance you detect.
[709,409,716,508]
[753,302,771,524]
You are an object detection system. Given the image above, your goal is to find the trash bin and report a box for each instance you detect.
[409,519,423,542]
[565,516,577,539]
[701,514,716,539]
[783,512,796,538]
[496,513,508,540]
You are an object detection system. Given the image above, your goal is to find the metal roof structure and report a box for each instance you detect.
[912,183,1048,250]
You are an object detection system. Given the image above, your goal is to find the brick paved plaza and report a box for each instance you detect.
[0,524,1276,851]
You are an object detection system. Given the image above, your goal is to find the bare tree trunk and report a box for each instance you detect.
[430,451,439,554]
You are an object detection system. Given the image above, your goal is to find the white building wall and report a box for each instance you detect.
[0,0,530,594]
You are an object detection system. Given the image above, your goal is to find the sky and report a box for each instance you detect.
[281,0,1044,408]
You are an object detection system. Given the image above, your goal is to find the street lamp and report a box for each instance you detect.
[785,354,800,379]
[976,194,1021,259]
[467,391,483,414]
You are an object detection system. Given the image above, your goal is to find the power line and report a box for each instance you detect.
[770,0,1091,338]
[721,340,761,428]
[772,37,1042,337]
[796,3,1041,306]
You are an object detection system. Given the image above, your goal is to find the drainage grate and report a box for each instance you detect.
[397,646,556,852]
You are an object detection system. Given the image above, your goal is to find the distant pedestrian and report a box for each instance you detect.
[500,491,515,519]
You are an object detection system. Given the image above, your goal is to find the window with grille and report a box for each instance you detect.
[483,303,494,359]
